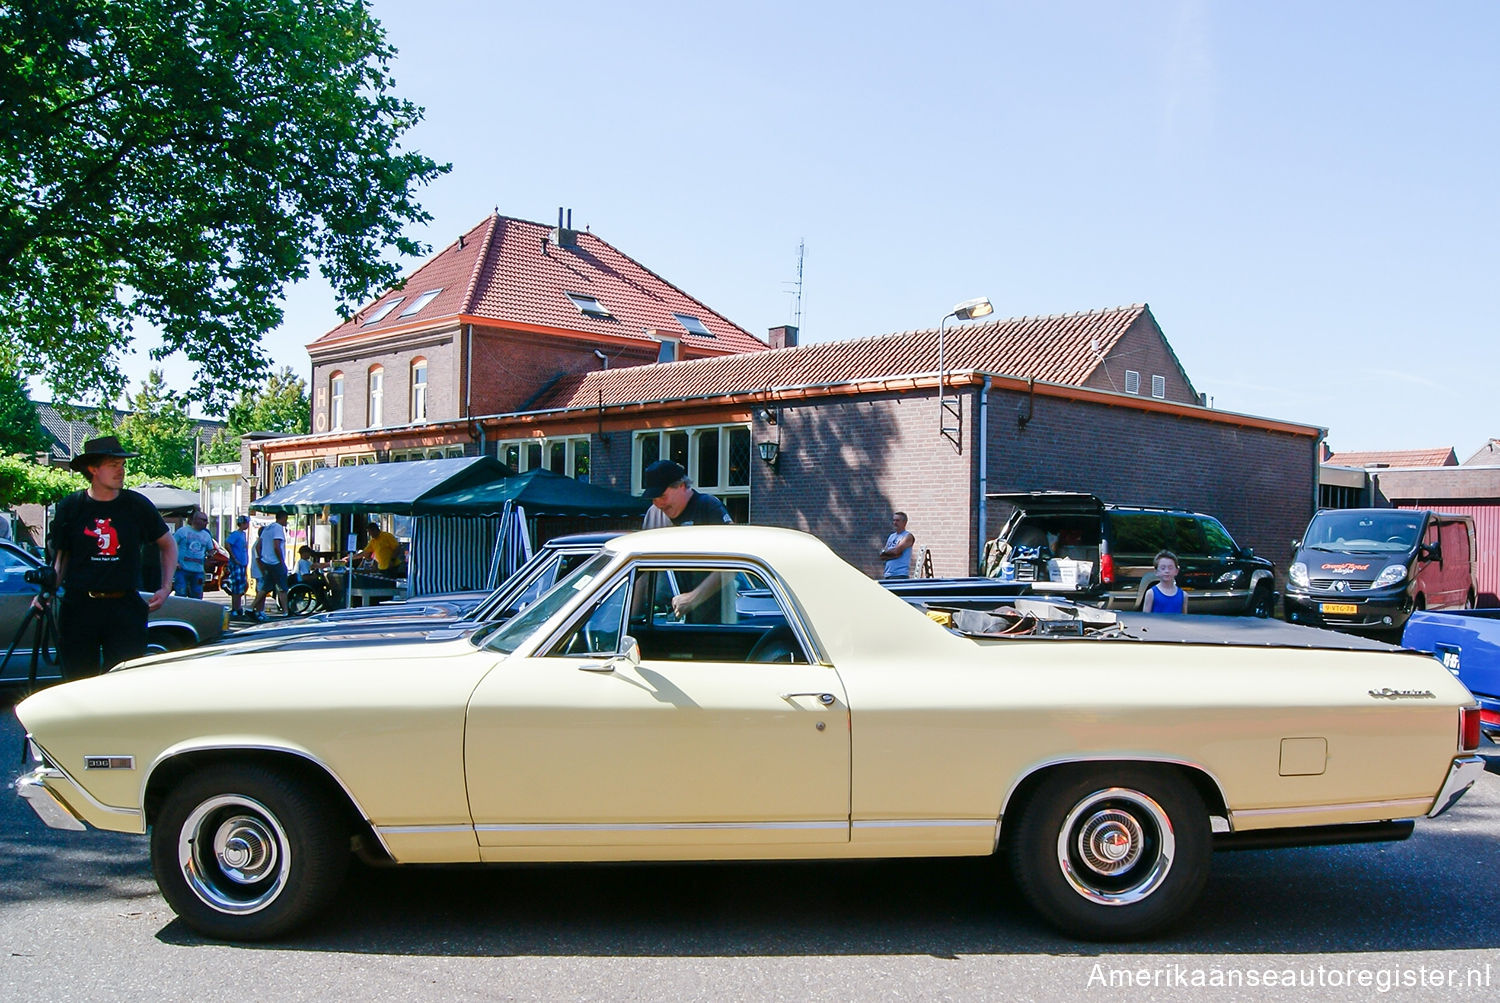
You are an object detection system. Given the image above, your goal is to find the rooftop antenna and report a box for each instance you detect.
[781,239,805,332]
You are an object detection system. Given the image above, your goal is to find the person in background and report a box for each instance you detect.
[250,511,289,621]
[358,523,406,578]
[171,509,216,599]
[639,460,731,618]
[224,515,250,619]
[880,511,915,579]
[1143,549,1187,614]
[45,436,176,679]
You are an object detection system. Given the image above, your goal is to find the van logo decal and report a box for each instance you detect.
[1321,562,1371,574]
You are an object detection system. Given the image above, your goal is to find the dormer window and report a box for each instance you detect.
[566,292,612,318]
[400,288,442,317]
[362,297,405,325]
[655,336,681,364]
[673,313,713,337]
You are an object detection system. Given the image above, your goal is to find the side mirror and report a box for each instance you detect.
[620,635,642,666]
[1420,543,1441,562]
[1238,546,1255,559]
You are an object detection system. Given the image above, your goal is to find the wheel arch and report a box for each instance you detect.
[998,757,1229,841]
[145,621,200,652]
[143,745,390,862]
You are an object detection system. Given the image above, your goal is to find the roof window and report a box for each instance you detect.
[362,297,405,325]
[566,292,612,318]
[673,313,713,337]
[399,288,443,317]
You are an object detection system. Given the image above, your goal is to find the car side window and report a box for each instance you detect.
[1111,514,1171,556]
[1198,518,1237,558]
[1170,516,1208,558]
[548,579,628,656]
[627,566,806,664]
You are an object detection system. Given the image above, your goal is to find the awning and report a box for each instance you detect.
[251,456,513,515]
[418,468,649,518]
[134,483,201,516]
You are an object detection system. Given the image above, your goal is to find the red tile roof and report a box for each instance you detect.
[310,213,767,356]
[525,305,1150,412]
[1324,448,1458,468]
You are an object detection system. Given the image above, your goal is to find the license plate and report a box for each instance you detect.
[1321,603,1358,615]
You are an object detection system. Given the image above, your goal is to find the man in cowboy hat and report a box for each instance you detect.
[45,435,177,679]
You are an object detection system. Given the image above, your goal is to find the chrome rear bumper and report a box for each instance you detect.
[1428,756,1485,818]
[15,767,86,831]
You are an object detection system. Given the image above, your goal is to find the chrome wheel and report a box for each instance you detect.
[1056,787,1174,905]
[178,794,291,914]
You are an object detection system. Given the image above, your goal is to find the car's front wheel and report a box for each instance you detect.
[150,764,348,940]
[1248,583,1275,618]
[1007,765,1209,940]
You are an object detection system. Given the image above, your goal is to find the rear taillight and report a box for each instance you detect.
[1461,707,1482,752]
[1100,553,1114,584]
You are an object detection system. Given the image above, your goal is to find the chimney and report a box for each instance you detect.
[550,206,578,247]
[769,325,798,350]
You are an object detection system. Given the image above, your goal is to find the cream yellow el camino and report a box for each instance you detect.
[13,526,1484,942]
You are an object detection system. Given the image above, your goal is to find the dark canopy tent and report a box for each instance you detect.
[414,469,648,593]
[418,468,650,518]
[250,456,512,515]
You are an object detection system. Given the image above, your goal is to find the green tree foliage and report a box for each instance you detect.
[0,362,47,456]
[0,0,449,413]
[200,366,309,463]
[0,454,83,506]
[103,369,196,479]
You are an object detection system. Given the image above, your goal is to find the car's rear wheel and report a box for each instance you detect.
[151,764,348,941]
[145,628,192,656]
[1007,765,1209,940]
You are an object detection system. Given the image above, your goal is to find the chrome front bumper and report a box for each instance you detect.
[1428,756,1486,818]
[15,767,86,831]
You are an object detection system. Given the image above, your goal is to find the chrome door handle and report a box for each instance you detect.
[780,691,836,706]
[578,661,617,673]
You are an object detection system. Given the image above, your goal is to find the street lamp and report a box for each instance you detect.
[938,296,993,436]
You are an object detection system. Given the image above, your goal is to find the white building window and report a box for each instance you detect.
[497,436,591,481]
[368,366,384,427]
[1124,370,1140,395]
[633,424,750,522]
[411,359,427,421]
[1151,374,1166,399]
[330,373,344,430]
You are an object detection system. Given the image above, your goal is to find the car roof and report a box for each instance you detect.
[544,530,627,547]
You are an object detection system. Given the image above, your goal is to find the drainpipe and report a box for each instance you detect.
[977,376,989,575]
[464,324,473,421]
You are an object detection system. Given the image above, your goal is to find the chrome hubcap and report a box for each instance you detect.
[178,794,291,914]
[1056,787,1174,906]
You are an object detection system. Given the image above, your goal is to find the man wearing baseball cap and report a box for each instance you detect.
[640,460,732,527]
[639,460,732,619]
[224,514,252,619]
[47,436,177,679]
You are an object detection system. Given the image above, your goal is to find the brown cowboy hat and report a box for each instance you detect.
[69,435,140,473]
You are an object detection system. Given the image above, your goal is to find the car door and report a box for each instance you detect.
[464,560,851,851]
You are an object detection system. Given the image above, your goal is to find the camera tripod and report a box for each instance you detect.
[2,588,61,690]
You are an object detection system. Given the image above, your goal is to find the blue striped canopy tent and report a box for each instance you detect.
[250,456,512,515]
[250,456,513,600]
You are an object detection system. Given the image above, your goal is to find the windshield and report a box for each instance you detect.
[1302,511,1423,553]
[465,547,574,623]
[473,552,614,654]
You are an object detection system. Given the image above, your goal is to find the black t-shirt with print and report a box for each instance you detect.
[49,489,168,593]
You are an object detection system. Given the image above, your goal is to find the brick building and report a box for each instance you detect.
[257,263,1322,582]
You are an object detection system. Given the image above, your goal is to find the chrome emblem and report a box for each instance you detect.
[1368,688,1437,701]
[1333,580,1346,592]
[83,756,135,770]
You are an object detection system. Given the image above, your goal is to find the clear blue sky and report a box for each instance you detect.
[129,1,1499,458]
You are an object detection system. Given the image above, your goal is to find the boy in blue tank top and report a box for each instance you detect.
[1143,550,1187,614]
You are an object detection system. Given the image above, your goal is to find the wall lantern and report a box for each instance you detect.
[756,440,780,466]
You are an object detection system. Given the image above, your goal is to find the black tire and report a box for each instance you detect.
[150,764,348,941]
[1007,765,1209,940]
[285,584,320,616]
[1248,584,1275,619]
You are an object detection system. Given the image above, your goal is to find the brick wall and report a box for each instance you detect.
[984,385,1317,585]
[1082,313,1198,404]
[312,329,459,433]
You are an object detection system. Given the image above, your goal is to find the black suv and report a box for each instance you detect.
[983,492,1277,616]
